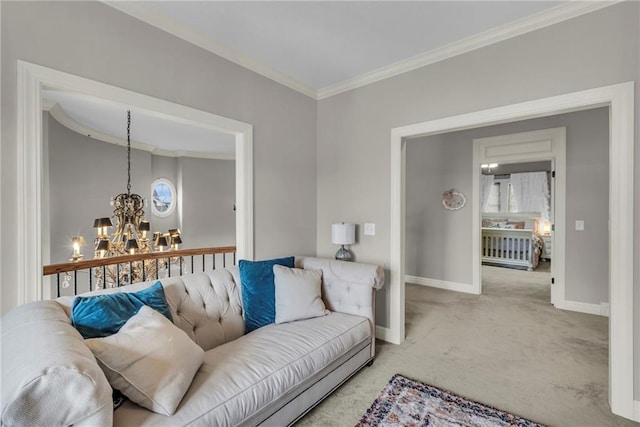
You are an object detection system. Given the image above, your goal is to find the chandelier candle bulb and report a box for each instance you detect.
[70,236,86,262]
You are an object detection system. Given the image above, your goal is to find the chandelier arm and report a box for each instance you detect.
[127,110,131,195]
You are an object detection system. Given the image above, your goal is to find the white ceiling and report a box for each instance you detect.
[43,89,236,159]
[105,1,612,98]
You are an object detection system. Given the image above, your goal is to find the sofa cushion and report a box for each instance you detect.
[86,306,204,416]
[71,281,172,339]
[112,312,371,426]
[273,265,328,324]
[1,301,113,427]
[238,256,295,333]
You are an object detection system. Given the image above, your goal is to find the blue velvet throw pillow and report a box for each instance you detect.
[239,256,295,333]
[71,281,173,339]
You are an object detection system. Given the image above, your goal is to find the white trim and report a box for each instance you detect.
[375,325,392,343]
[559,300,609,317]
[317,2,620,99]
[102,1,617,101]
[103,1,316,100]
[405,275,476,295]
[17,60,254,306]
[473,128,566,307]
[390,82,634,420]
[634,400,640,422]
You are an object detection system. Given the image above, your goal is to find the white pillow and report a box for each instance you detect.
[85,305,204,416]
[273,265,330,324]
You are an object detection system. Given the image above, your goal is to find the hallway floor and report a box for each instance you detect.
[297,264,638,426]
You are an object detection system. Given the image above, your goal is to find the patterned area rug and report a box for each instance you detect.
[356,374,545,427]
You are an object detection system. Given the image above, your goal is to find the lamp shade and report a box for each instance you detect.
[139,220,150,231]
[125,239,139,252]
[71,236,86,247]
[331,223,356,245]
[171,235,182,245]
[93,217,113,228]
[96,239,110,251]
[156,236,168,247]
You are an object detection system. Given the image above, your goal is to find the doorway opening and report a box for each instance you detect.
[390,82,635,419]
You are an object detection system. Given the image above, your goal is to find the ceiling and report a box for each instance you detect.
[43,89,236,159]
[44,1,613,155]
[106,1,613,99]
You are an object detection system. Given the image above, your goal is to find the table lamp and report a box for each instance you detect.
[331,223,356,261]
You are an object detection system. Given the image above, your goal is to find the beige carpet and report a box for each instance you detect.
[296,263,638,427]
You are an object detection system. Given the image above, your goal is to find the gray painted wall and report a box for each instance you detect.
[46,113,236,264]
[179,157,236,249]
[406,108,609,306]
[316,3,639,395]
[405,134,472,285]
[1,1,318,312]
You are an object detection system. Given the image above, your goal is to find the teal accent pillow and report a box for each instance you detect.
[71,281,173,339]
[239,256,295,333]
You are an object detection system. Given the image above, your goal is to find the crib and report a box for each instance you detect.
[481,213,543,271]
[482,228,540,270]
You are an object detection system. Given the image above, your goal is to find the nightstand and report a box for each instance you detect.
[541,235,552,261]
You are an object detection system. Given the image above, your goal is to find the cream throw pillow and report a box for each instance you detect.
[85,305,204,416]
[273,265,329,324]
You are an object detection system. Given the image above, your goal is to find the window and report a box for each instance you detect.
[485,183,500,212]
[487,180,517,213]
[151,178,176,217]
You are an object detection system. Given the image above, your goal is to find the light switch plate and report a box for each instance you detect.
[364,223,375,236]
[575,220,584,231]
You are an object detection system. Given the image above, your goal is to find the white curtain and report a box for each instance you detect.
[481,174,494,212]
[510,171,550,221]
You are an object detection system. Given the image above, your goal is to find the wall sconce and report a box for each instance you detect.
[331,223,356,261]
[542,221,552,235]
[70,236,86,262]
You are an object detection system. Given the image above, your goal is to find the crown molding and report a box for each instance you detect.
[317,1,620,99]
[103,0,619,101]
[102,1,317,99]
[46,103,234,160]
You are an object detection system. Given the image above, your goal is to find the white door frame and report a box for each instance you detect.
[390,82,634,419]
[472,127,566,307]
[16,60,254,303]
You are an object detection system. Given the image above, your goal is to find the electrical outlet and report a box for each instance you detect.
[575,220,584,231]
[364,223,375,236]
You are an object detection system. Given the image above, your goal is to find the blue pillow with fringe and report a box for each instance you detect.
[239,256,295,333]
[71,281,173,339]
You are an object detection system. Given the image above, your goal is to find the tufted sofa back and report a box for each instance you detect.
[57,268,245,352]
[56,257,384,354]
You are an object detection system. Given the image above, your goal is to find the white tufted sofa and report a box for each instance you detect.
[1,257,384,426]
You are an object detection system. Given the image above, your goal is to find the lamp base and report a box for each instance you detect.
[335,245,353,261]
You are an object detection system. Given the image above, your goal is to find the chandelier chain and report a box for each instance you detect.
[127,110,131,195]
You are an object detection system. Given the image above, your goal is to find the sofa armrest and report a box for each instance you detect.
[296,256,383,335]
[1,300,113,426]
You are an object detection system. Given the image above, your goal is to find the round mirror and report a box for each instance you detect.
[151,178,176,217]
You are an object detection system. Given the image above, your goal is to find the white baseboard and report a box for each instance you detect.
[634,400,640,422]
[375,325,393,343]
[559,300,609,317]
[405,275,476,294]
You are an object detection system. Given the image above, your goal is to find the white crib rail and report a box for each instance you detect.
[482,228,534,270]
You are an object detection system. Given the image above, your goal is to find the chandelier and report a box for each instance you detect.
[82,110,183,287]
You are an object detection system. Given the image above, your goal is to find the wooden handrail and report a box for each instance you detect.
[43,246,237,276]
